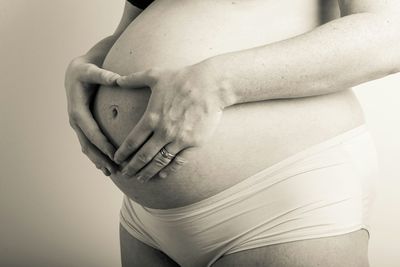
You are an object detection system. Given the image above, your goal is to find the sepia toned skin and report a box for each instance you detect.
[92,0,400,209]
[94,1,366,208]
[64,0,400,266]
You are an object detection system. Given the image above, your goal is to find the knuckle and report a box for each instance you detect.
[174,156,187,166]
[68,110,79,121]
[125,165,135,174]
[137,153,151,164]
[74,114,86,126]
[177,134,197,146]
[191,137,203,147]
[181,82,193,94]
[168,165,178,173]
[101,71,114,84]
[159,170,170,178]
[85,130,97,142]
[147,68,160,79]
[100,71,109,80]
[140,172,150,179]
[184,134,203,147]
[146,112,160,128]
[84,64,96,76]
[124,139,137,150]
[154,155,169,167]
[176,135,188,146]
[159,127,174,140]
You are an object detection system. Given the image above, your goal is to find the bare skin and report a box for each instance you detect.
[120,225,369,267]
[64,3,141,175]
[93,0,369,209]
[64,0,400,266]
[113,0,400,182]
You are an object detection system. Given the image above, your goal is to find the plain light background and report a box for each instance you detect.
[0,1,399,266]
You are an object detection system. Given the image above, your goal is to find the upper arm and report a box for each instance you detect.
[113,1,143,37]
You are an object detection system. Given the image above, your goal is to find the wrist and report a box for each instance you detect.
[199,57,238,109]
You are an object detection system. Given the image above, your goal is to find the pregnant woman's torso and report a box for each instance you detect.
[93,0,365,209]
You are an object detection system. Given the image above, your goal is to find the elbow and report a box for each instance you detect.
[347,12,400,77]
[378,14,400,72]
[385,37,400,76]
[370,13,400,76]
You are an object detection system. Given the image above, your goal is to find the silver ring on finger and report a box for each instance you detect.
[159,147,175,160]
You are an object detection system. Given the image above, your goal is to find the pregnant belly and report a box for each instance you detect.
[92,0,365,209]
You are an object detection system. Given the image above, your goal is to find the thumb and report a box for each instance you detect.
[117,70,154,88]
[80,64,120,86]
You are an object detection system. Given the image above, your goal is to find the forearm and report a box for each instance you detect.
[80,2,142,66]
[206,12,400,106]
[83,34,120,66]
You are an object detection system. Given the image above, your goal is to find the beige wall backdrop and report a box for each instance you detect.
[0,1,399,266]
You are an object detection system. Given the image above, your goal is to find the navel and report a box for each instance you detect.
[110,105,119,119]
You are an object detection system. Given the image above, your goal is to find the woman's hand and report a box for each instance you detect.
[114,61,235,183]
[65,56,120,176]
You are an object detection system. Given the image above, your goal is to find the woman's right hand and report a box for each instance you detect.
[65,56,120,176]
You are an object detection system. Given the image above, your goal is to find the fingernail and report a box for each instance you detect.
[159,172,167,179]
[102,167,111,176]
[107,166,115,174]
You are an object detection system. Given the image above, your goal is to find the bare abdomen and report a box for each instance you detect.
[92,0,365,209]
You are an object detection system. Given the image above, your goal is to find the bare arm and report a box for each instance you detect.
[81,2,142,65]
[202,0,400,106]
[113,0,400,181]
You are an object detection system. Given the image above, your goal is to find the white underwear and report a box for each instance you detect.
[120,124,378,267]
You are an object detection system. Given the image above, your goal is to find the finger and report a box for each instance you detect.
[79,64,120,85]
[114,117,153,164]
[74,127,118,175]
[77,109,116,160]
[116,70,154,88]
[121,135,166,179]
[134,142,182,183]
[158,145,191,179]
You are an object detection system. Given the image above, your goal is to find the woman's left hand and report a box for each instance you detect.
[114,61,234,183]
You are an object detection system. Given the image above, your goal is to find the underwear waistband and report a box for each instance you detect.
[142,124,370,215]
